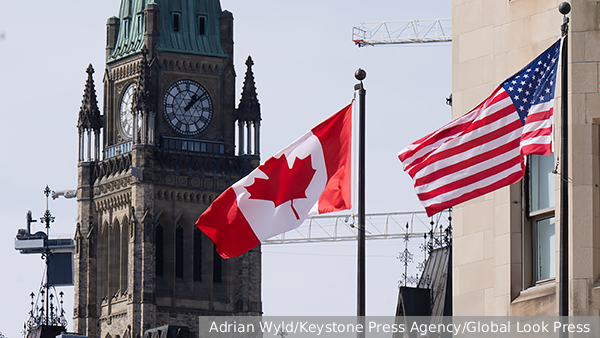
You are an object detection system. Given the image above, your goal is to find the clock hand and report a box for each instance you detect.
[184,94,200,111]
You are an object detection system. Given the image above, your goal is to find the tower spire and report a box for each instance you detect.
[77,64,102,162]
[237,56,261,119]
[235,56,261,156]
[77,64,102,131]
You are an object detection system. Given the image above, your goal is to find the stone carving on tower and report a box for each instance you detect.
[131,47,155,145]
[73,1,262,338]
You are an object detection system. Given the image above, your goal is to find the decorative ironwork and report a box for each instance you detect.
[26,289,68,329]
[398,247,414,265]
[397,222,417,287]
[416,260,426,273]
[22,186,68,333]
[41,186,55,230]
[397,208,452,288]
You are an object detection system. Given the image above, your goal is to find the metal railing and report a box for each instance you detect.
[103,141,132,159]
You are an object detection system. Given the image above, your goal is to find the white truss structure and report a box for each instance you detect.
[352,19,452,47]
[262,210,451,245]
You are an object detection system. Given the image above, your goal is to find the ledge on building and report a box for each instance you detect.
[592,278,600,290]
[512,281,556,304]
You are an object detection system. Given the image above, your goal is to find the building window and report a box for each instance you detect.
[213,243,222,283]
[137,15,142,34]
[123,19,129,39]
[155,225,164,277]
[198,16,206,35]
[530,154,556,212]
[100,225,109,297]
[109,221,121,297]
[176,226,184,278]
[161,136,226,154]
[528,153,556,282]
[173,13,180,32]
[535,217,556,281]
[121,218,129,292]
[194,228,202,281]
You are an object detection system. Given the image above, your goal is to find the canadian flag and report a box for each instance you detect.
[196,104,352,258]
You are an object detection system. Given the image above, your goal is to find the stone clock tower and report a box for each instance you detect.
[72,1,262,338]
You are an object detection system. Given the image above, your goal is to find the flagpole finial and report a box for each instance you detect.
[559,2,571,15]
[355,68,366,81]
[559,2,570,36]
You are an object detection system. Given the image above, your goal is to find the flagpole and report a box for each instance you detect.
[558,2,570,319]
[354,68,366,334]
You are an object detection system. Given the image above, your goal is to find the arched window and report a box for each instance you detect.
[175,226,184,278]
[213,243,222,283]
[194,227,202,281]
[100,223,109,298]
[109,220,121,296]
[121,216,129,292]
[155,224,164,277]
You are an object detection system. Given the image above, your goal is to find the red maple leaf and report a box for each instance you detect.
[245,154,316,220]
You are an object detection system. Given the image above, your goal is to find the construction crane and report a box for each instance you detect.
[352,19,452,47]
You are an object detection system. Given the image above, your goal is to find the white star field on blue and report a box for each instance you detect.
[501,39,562,125]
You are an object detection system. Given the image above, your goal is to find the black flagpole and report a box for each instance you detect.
[558,2,570,319]
[354,68,366,337]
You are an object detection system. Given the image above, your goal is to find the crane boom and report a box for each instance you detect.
[262,210,451,245]
[353,19,452,47]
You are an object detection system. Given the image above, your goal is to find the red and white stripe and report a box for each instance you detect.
[398,87,553,217]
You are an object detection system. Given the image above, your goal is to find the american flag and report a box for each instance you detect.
[399,38,562,217]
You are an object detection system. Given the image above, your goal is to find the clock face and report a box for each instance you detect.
[119,82,136,138]
[163,79,213,136]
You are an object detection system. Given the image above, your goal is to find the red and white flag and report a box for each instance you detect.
[196,104,352,258]
[399,39,562,217]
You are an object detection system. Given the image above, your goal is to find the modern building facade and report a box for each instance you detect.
[72,1,262,338]
[452,0,600,315]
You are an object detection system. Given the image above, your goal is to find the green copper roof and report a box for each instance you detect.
[109,0,227,62]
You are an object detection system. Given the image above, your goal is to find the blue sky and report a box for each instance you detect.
[0,1,450,336]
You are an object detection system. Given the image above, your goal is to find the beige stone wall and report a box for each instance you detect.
[452,0,600,316]
[569,0,600,316]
